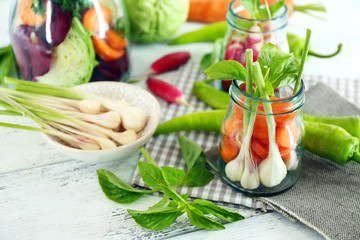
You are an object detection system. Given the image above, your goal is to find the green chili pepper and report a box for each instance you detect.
[168,21,227,45]
[192,81,230,110]
[154,110,226,135]
[287,33,343,60]
[304,114,360,140]
[304,121,360,165]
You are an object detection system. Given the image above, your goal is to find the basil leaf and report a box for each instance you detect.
[178,134,203,171]
[204,60,246,81]
[258,43,299,89]
[186,205,225,230]
[200,53,213,71]
[161,166,186,187]
[148,196,170,210]
[184,166,214,187]
[127,207,185,230]
[167,195,188,208]
[161,185,187,205]
[191,199,244,222]
[241,0,257,18]
[138,162,166,189]
[97,169,157,204]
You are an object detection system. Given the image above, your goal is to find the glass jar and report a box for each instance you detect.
[220,0,289,91]
[9,0,130,87]
[218,80,305,196]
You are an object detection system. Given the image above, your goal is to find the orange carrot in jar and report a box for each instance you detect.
[18,0,47,26]
[251,138,269,159]
[220,135,240,162]
[82,5,112,33]
[276,123,300,148]
[106,30,127,51]
[92,37,124,61]
[222,116,243,138]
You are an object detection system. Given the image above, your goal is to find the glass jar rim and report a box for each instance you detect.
[227,0,288,33]
[230,79,305,115]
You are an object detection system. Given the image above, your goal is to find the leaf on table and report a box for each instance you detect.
[191,199,244,222]
[138,161,166,189]
[161,166,186,187]
[186,205,225,230]
[97,169,157,204]
[178,134,203,171]
[184,166,214,187]
[127,206,185,230]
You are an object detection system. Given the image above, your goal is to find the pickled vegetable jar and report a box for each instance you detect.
[10,0,130,87]
[218,80,305,196]
[221,0,289,91]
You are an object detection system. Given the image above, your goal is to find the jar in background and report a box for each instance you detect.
[221,0,289,91]
[10,0,130,87]
[218,80,305,196]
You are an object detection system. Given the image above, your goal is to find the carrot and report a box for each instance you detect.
[18,0,47,26]
[82,5,112,33]
[251,138,268,159]
[282,151,292,161]
[220,135,240,162]
[92,37,124,61]
[251,149,262,165]
[106,30,127,51]
[276,123,300,148]
[188,0,232,23]
[222,116,243,140]
[233,102,244,120]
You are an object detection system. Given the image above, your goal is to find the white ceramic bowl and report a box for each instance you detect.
[42,81,161,162]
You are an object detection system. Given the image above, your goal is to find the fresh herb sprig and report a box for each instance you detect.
[242,0,285,20]
[97,134,244,230]
[31,0,93,18]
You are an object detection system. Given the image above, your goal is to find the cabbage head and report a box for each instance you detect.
[124,0,189,43]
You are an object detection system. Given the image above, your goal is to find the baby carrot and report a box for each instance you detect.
[188,0,232,23]
[220,135,240,162]
[251,138,268,159]
[92,37,124,61]
[18,0,47,26]
[276,123,300,148]
[222,116,242,139]
[106,30,127,51]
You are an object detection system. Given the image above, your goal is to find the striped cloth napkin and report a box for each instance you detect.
[132,62,360,209]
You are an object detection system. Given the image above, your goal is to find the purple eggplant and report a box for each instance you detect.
[38,2,72,47]
[13,25,52,80]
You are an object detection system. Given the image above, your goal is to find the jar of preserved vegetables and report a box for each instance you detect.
[10,0,130,87]
[218,80,305,196]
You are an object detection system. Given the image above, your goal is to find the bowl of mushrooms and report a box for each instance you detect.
[42,81,161,162]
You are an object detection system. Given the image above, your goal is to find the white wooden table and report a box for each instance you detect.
[0,0,358,239]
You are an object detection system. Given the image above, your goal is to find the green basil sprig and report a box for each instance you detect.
[97,134,244,230]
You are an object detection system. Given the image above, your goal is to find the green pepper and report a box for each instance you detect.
[154,110,226,135]
[192,81,230,110]
[304,114,360,140]
[304,121,360,165]
[287,33,342,60]
[168,21,227,45]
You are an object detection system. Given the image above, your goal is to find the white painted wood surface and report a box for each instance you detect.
[0,0,357,239]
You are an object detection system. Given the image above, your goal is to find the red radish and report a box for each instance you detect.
[147,51,191,75]
[146,77,191,107]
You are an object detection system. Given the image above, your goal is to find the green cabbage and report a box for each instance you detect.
[36,18,97,87]
[124,0,189,43]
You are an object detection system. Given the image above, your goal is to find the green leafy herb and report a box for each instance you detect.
[127,206,185,230]
[97,136,244,230]
[257,43,299,89]
[177,135,214,187]
[241,0,285,20]
[137,162,166,189]
[204,60,246,81]
[31,0,93,18]
[31,0,46,16]
[97,169,157,204]
[161,167,186,187]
